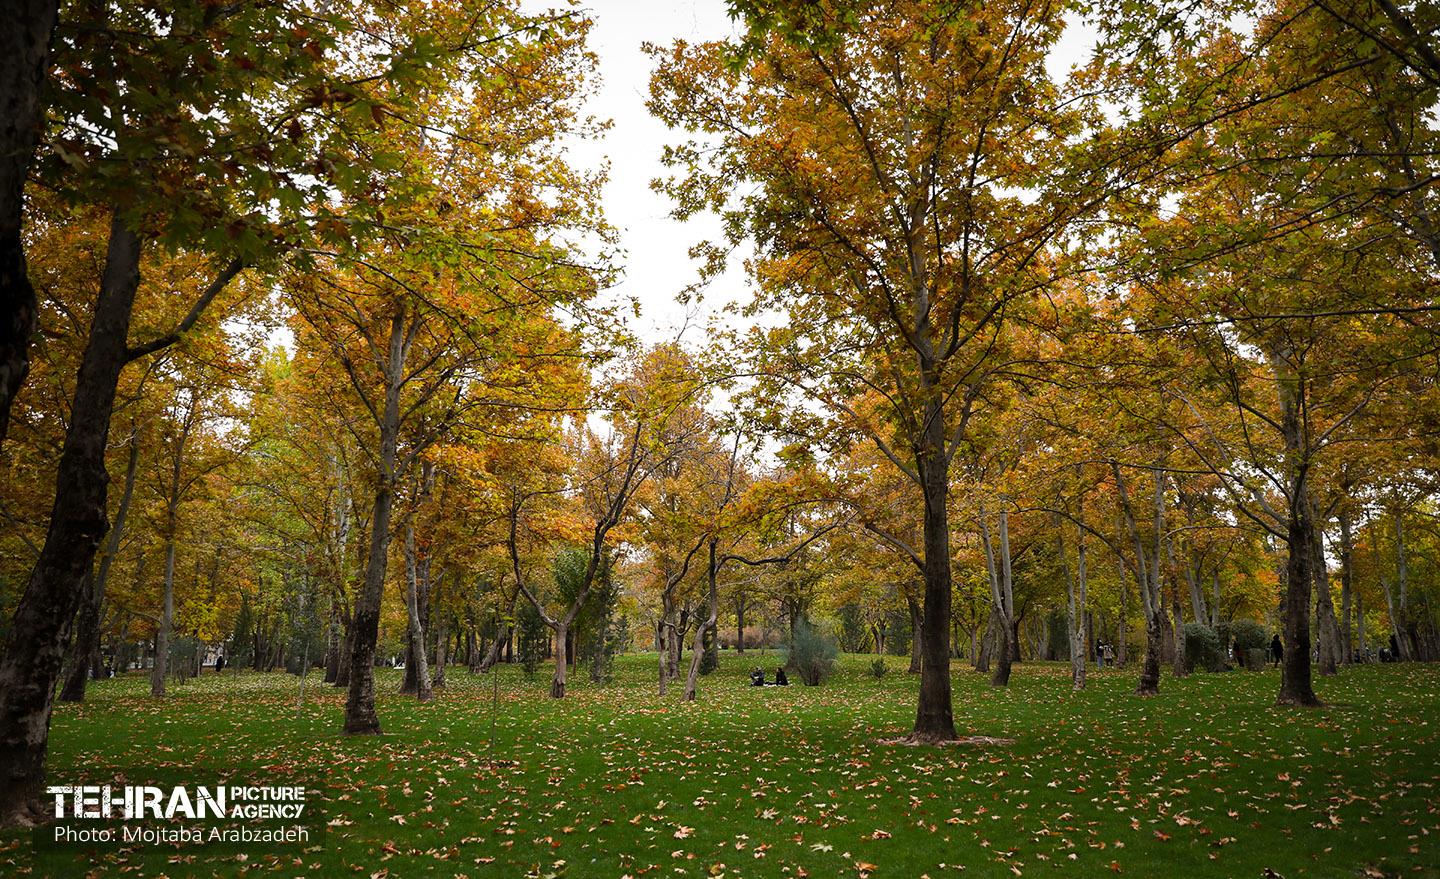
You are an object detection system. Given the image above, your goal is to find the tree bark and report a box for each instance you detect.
[150,522,178,697]
[342,308,407,735]
[909,376,956,741]
[682,541,720,701]
[60,429,140,702]
[1059,510,1086,690]
[0,0,59,449]
[1308,503,1341,676]
[1278,504,1321,705]
[0,212,141,825]
[401,520,433,702]
[1393,511,1413,660]
[1338,511,1354,662]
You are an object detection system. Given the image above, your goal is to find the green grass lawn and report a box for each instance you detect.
[3,654,1438,878]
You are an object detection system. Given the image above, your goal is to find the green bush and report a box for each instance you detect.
[1183,623,1225,673]
[1230,619,1268,653]
[869,658,888,679]
[783,618,838,686]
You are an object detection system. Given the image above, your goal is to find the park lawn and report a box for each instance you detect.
[2,654,1437,879]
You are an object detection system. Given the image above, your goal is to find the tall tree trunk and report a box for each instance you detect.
[1393,511,1413,660]
[909,366,957,742]
[1278,504,1321,705]
[1338,511,1354,663]
[0,0,60,449]
[150,521,178,697]
[0,213,141,825]
[1059,510,1086,690]
[342,308,407,736]
[1117,557,1129,667]
[401,521,433,702]
[1270,347,1321,706]
[550,621,569,698]
[60,429,140,702]
[1308,504,1341,676]
[1114,463,1162,696]
[683,541,720,701]
[980,506,1015,688]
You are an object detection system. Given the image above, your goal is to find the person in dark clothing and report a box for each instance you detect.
[1389,633,1400,661]
[773,667,789,686]
[750,668,765,686]
[214,654,225,674]
[1270,634,1284,668]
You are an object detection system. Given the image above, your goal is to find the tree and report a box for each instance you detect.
[0,0,60,447]
[652,0,1124,741]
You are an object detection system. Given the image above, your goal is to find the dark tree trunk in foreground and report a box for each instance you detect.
[1278,506,1321,706]
[60,430,140,702]
[0,0,60,449]
[911,392,956,742]
[0,214,140,826]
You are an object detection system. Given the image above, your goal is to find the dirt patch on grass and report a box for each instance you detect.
[878,734,1015,747]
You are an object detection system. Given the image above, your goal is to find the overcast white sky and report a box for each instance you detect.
[535,1,1099,346]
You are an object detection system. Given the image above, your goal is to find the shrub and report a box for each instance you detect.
[783,618,839,686]
[869,658,888,679]
[1230,619,1268,653]
[1183,623,1225,673]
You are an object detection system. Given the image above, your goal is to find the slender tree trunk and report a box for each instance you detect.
[343,309,407,736]
[1114,463,1161,695]
[0,0,60,450]
[980,506,1015,688]
[60,430,140,702]
[735,596,746,654]
[1308,505,1341,676]
[1117,557,1129,667]
[402,521,432,702]
[683,541,720,701]
[150,520,178,697]
[1393,511,1414,660]
[1338,512,1354,663]
[550,621,569,698]
[1059,511,1086,690]
[1170,581,1187,679]
[0,214,142,825]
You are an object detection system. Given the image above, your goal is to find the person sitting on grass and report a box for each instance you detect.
[773,666,789,686]
[750,668,765,686]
